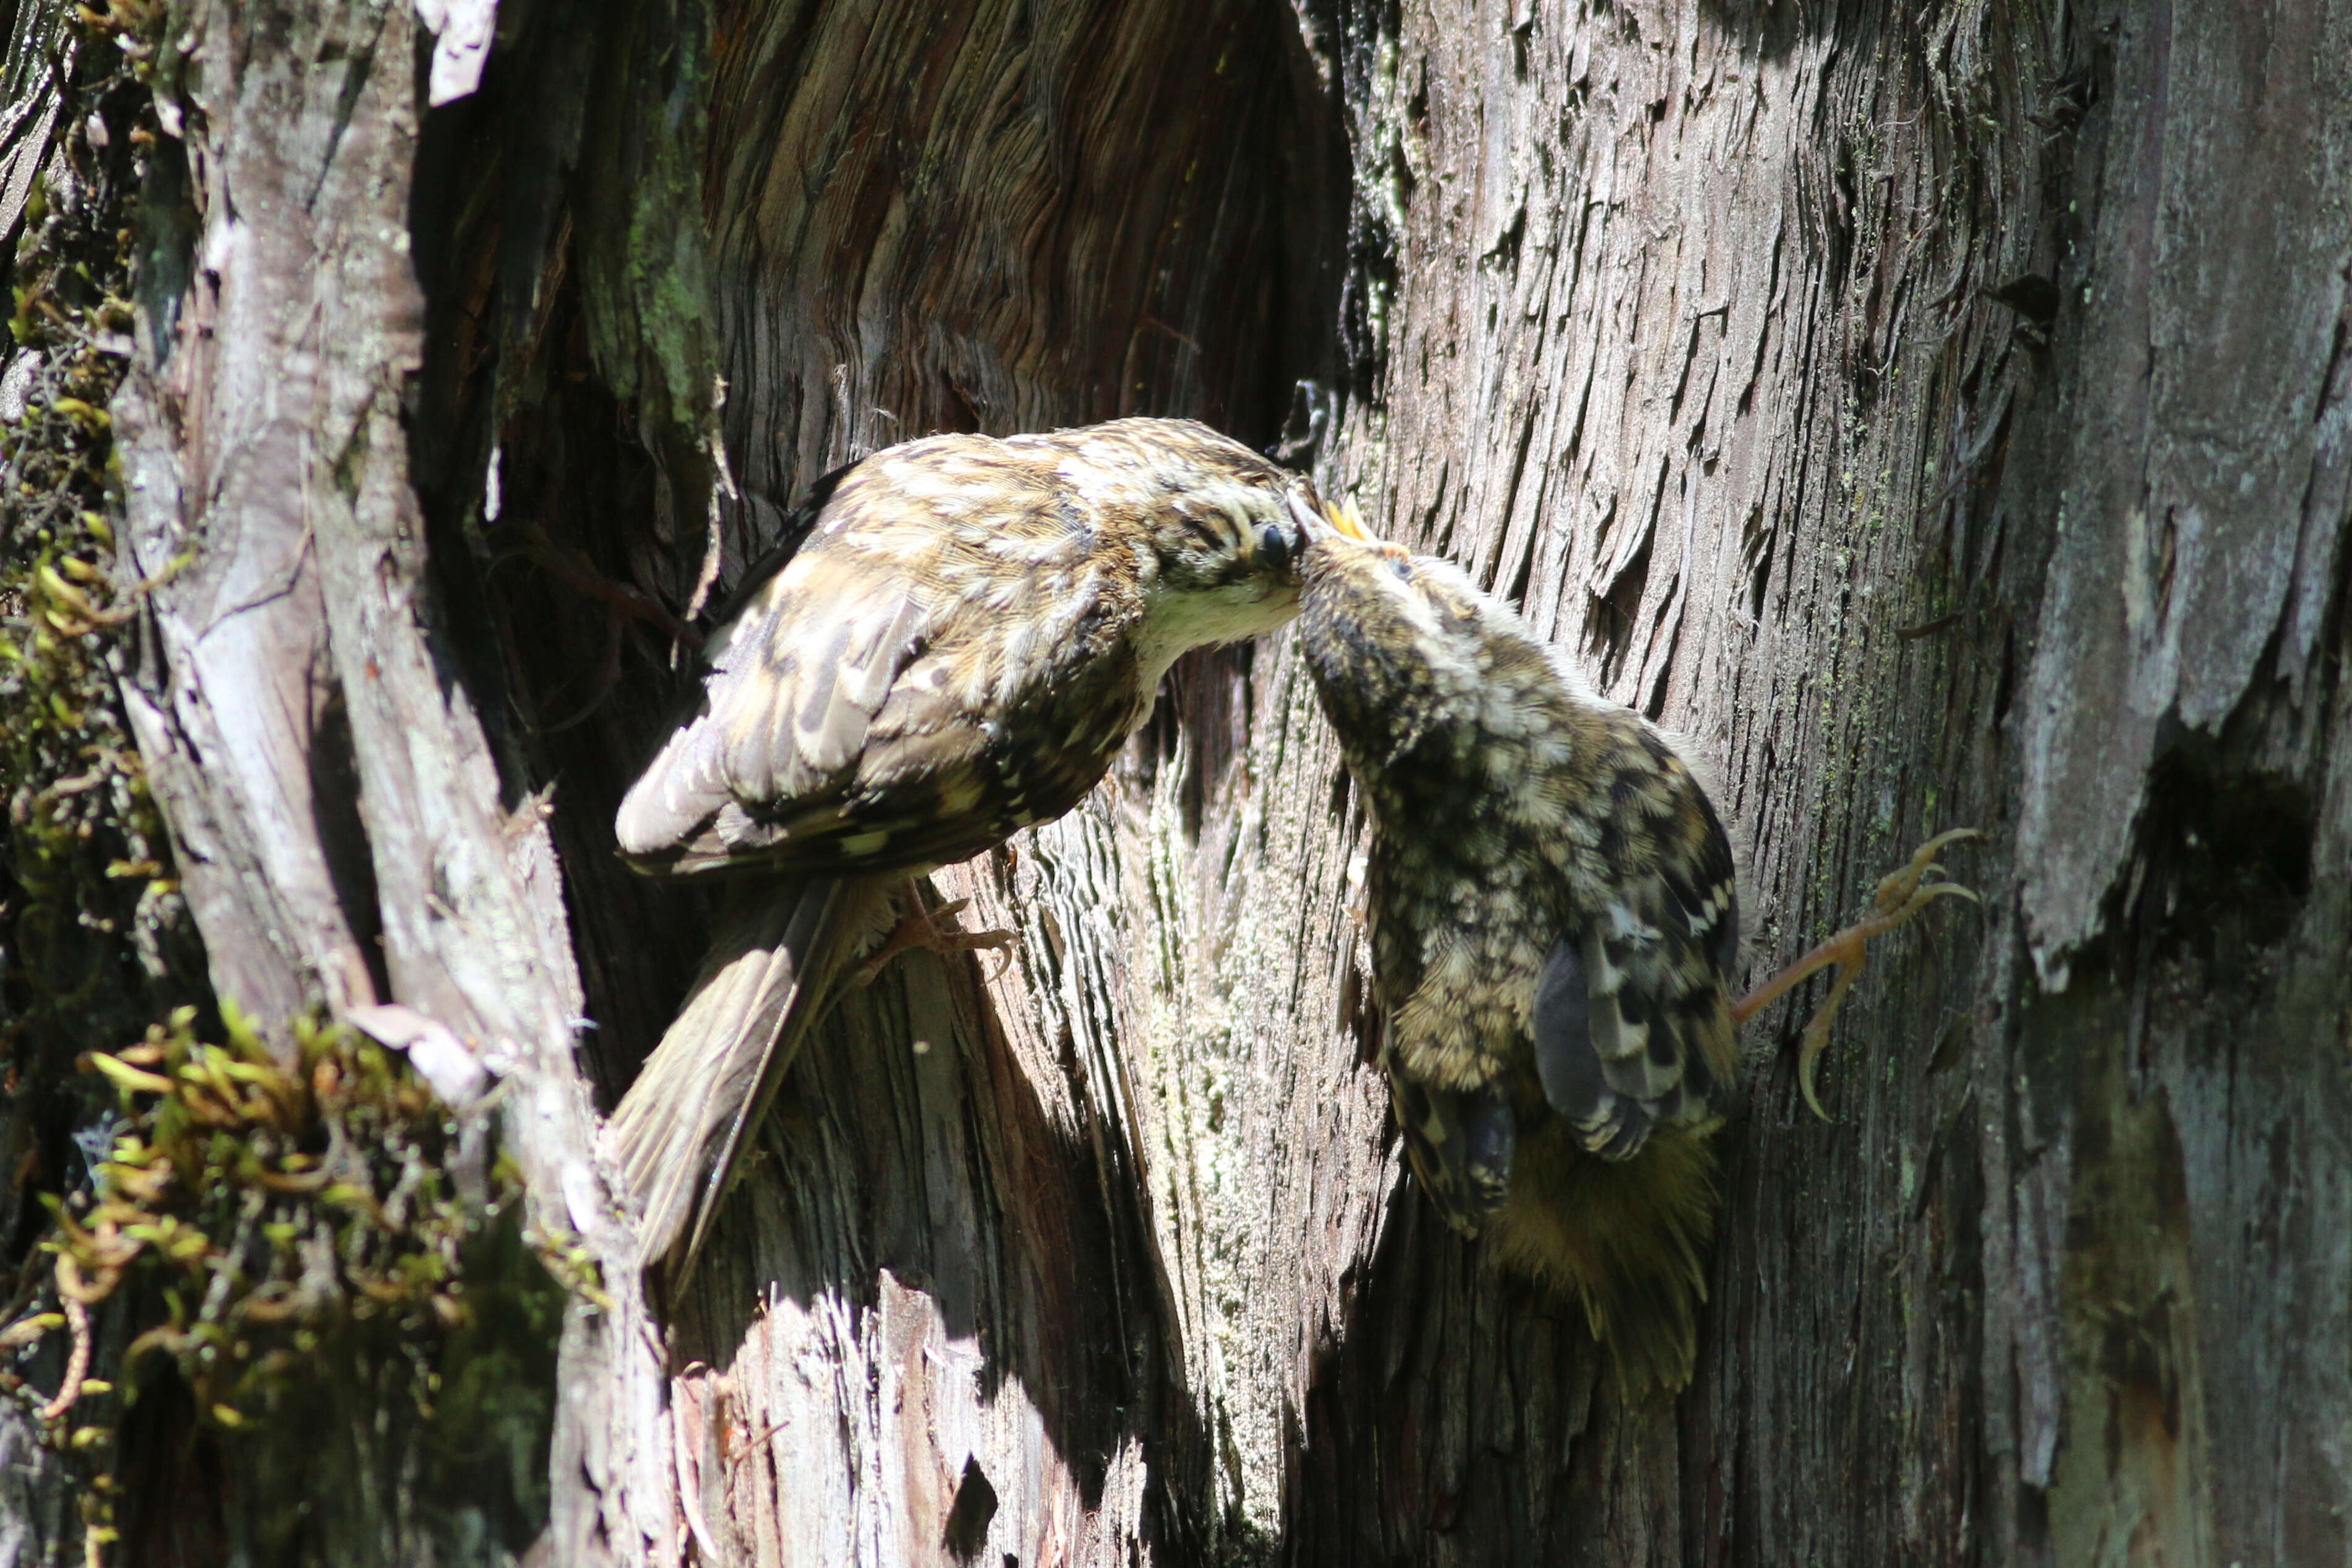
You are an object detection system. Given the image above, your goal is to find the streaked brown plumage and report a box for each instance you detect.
[1299,514,1979,1394]
[1298,524,1740,1393]
[605,418,1324,1278]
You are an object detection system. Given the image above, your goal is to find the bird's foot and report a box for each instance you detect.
[849,891,1019,988]
[1732,828,1982,1120]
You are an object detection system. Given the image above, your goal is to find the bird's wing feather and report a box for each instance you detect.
[1533,749,1738,1159]
[1385,1043,1516,1237]
[615,547,937,872]
[615,456,1145,879]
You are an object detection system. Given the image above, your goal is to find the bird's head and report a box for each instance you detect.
[1057,418,1332,685]
[1296,507,1574,763]
[1139,470,1322,601]
[1296,513,1470,729]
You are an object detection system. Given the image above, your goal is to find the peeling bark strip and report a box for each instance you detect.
[106,2,657,1560]
[67,0,2352,1562]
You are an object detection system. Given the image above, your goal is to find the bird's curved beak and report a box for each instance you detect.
[1287,488,1332,545]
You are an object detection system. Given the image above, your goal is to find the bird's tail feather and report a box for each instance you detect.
[601,875,875,1281]
[1484,1120,1721,1396]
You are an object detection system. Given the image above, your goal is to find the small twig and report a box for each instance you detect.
[732,1417,789,1465]
[492,519,700,651]
[1893,610,1964,642]
[22,768,107,820]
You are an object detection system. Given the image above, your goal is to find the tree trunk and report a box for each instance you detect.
[1283,6,2351,1564]
[2,0,2344,1564]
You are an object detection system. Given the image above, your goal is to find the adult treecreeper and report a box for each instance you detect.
[606,418,1326,1280]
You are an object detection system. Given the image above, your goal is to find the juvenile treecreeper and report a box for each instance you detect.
[1297,504,1974,1392]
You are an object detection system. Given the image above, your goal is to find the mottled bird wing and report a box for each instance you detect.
[1532,748,1739,1159]
[614,542,939,875]
[615,469,1135,878]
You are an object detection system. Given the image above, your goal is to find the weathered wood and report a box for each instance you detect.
[534,2,1345,1559]
[685,0,2351,1561]
[108,2,660,1561]
[1271,2,2352,1563]
[42,0,2348,1561]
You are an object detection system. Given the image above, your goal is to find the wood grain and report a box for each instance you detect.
[72,0,2352,1561]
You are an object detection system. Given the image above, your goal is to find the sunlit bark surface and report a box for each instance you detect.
[27,0,2345,1562]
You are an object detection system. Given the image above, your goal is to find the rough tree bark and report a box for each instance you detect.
[2,0,2343,1564]
[1283,7,2351,1565]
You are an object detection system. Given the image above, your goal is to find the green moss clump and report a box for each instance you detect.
[1,7,567,1559]
[0,12,222,1560]
[63,1007,516,1420]
[1,0,194,1167]
[14,1005,563,1556]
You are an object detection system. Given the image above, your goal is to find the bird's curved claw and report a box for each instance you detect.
[1734,828,1984,1122]
[1867,826,1984,921]
[849,893,1020,989]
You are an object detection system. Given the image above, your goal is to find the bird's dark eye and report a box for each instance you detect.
[1258,523,1293,573]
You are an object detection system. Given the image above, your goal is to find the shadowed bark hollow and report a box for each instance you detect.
[2,0,2342,1562]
